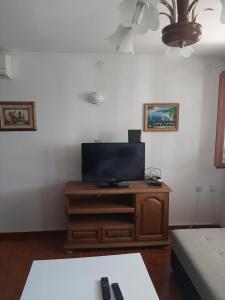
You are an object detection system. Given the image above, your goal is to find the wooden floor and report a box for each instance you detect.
[0,231,184,300]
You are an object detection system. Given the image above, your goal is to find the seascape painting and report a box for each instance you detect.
[144,103,179,131]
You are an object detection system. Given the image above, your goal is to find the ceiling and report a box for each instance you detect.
[0,0,225,56]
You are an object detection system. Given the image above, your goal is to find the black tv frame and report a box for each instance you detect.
[81,142,145,188]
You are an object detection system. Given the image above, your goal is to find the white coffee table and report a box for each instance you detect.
[21,253,159,300]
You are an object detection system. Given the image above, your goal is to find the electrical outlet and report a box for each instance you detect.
[210,185,216,192]
[196,185,202,193]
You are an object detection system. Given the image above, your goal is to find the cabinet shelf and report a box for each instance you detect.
[68,214,134,227]
[67,194,135,214]
[68,201,135,214]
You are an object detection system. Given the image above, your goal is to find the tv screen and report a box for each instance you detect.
[82,143,145,183]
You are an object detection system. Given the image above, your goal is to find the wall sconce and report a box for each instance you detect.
[0,53,12,79]
[88,91,105,105]
[88,61,105,105]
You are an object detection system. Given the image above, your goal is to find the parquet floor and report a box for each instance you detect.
[0,231,184,300]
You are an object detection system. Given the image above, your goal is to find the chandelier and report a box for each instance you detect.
[108,0,225,58]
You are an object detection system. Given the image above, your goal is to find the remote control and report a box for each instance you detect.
[101,277,111,300]
[112,283,124,300]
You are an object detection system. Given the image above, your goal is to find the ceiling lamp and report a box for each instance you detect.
[108,0,225,57]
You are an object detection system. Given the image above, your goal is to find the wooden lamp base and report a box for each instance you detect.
[162,22,202,47]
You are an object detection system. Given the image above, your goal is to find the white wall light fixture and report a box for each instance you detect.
[0,54,12,79]
[88,91,105,105]
[88,61,105,105]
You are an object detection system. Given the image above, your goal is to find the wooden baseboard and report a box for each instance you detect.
[169,224,221,231]
[0,230,65,240]
[64,239,170,250]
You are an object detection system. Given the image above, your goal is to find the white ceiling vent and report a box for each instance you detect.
[0,54,12,79]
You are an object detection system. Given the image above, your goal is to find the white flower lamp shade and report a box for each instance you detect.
[107,24,135,54]
[132,0,149,25]
[165,47,179,59]
[119,0,159,34]
[220,0,225,23]
[181,46,194,58]
[136,3,159,34]
[165,46,194,59]
[119,0,138,27]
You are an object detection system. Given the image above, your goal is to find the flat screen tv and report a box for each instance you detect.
[82,142,145,187]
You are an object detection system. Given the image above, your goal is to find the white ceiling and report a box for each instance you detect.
[0,0,225,56]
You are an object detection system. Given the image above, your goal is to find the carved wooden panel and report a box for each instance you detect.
[68,226,101,243]
[136,193,169,241]
[102,225,135,242]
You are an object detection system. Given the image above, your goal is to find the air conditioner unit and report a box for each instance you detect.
[0,54,12,79]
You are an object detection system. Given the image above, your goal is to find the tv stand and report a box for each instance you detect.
[64,181,172,250]
[96,182,129,188]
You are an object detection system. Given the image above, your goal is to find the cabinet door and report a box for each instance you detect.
[136,193,169,241]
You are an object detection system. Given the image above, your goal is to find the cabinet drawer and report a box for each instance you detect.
[68,226,101,242]
[103,226,135,242]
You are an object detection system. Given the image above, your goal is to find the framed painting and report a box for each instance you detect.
[144,103,179,131]
[0,101,37,131]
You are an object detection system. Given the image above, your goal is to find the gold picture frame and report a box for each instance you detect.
[0,101,37,131]
[144,103,179,131]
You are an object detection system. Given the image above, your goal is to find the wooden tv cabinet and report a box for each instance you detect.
[64,181,172,250]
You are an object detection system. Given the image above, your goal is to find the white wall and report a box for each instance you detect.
[0,52,224,232]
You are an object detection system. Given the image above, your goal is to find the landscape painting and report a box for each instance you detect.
[144,103,179,131]
[0,102,37,131]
